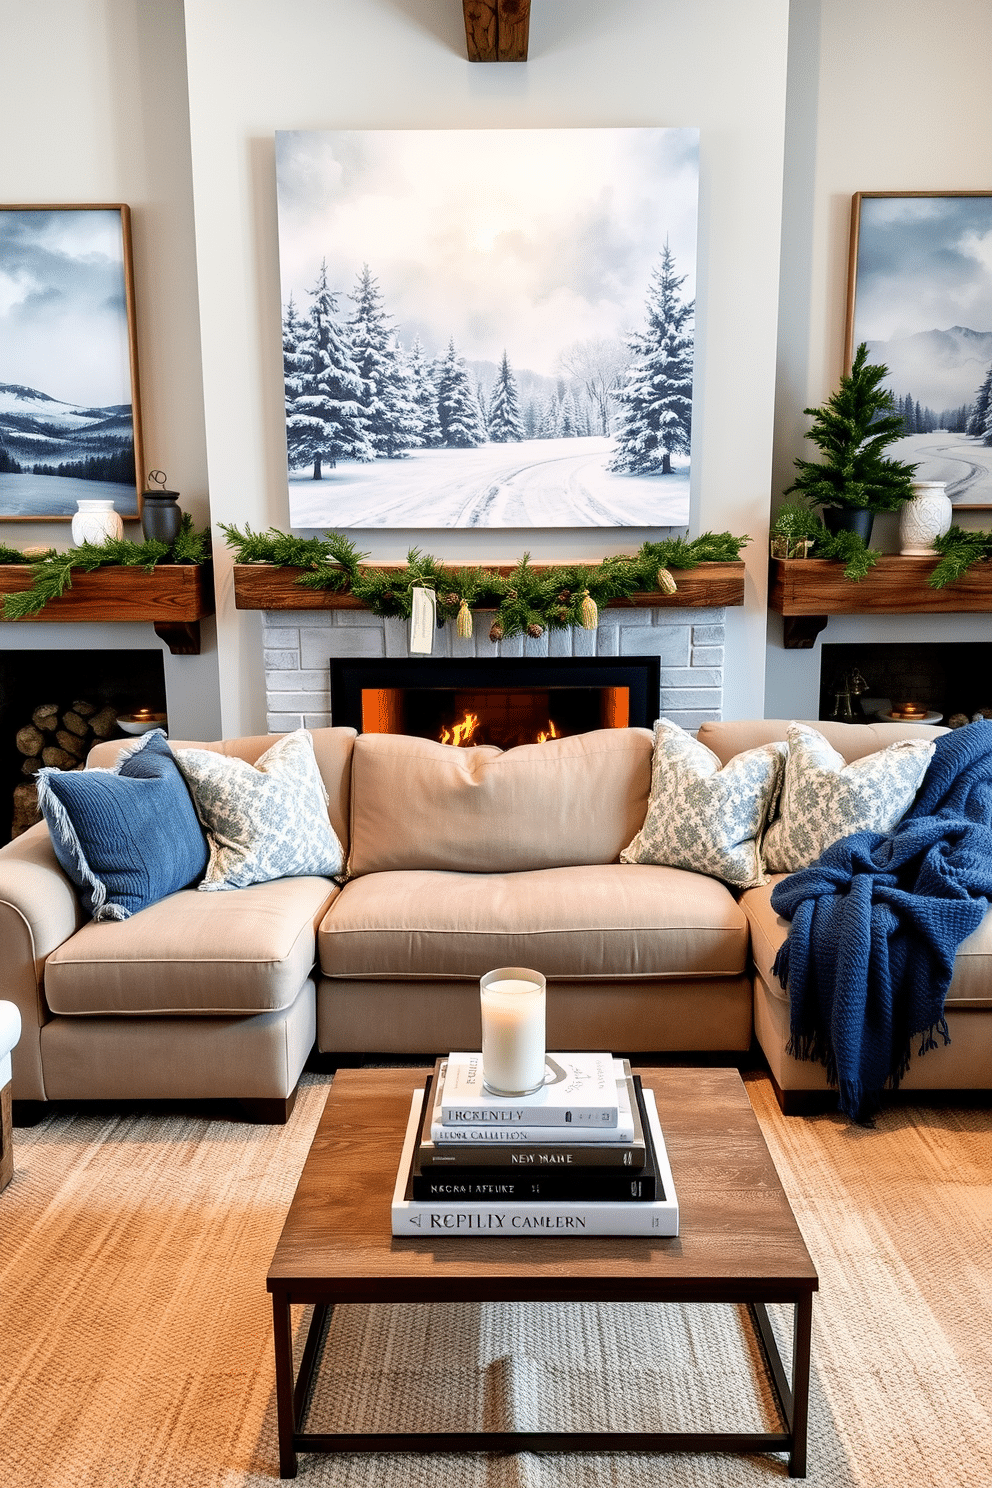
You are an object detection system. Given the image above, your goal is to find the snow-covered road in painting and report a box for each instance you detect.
[891,431,992,508]
[288,436,690,529]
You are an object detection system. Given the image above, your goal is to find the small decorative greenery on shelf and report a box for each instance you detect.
[929,527,992,589]
[0,516,210,621]
[221,524,749,640]
[784,342,917,513]
[770,501,878,581]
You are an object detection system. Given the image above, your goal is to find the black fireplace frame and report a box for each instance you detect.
[329,656,662,735]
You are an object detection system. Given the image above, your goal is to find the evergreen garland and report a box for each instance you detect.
[0,516,210,621]
[929,526,992,589]
[221,524,748,641]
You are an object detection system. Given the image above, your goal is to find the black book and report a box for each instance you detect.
[418,1058,648,1171]
[411,1074,659,1202]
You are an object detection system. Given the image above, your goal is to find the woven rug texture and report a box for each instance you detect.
[0,1069,990,1487]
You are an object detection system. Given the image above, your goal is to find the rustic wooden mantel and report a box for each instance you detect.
[232,561,746,613]
[769,555,992,648]
[0,564,214,654]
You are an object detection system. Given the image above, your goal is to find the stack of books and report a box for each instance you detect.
[391,1051,679,1236]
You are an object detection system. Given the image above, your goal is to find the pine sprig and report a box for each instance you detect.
[929,526,992,588]
[1,520,211,621]
[814,529,879,582]
[221,526,749,640]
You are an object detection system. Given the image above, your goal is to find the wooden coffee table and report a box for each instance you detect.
[267,1066,818,1478]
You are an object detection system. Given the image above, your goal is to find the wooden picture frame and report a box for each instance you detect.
[0,204,144,521]
[846,191,992,510]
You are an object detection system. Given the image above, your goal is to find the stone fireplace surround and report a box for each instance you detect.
[261,605,727,736]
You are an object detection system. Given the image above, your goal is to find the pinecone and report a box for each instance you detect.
[489,619,504,643]
[527,622,544,639]
[554,606,570,623]
[557,590,570,603]
[445,591,460,607]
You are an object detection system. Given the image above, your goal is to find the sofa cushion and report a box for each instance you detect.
[86,726,356,853]
[36,730,208,922]
[318,862,747,980]
[44,875,338,1016]
[740,880,992,1009]
[697,717,946,767]
[620,718,786,888]
[174,729,345,890]
[762,723,935,873]
[347,728,654,876]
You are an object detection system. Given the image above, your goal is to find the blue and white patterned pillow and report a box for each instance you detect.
[761,722,935,874]
[620,718,787,888]
[174,729,344,891]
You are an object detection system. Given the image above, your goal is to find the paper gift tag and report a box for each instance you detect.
[409,585,437,655]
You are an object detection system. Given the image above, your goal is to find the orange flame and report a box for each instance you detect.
[440,711,480,747]
[536,720,560,744]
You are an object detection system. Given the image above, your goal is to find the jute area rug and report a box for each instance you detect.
[1,1070,990,1487]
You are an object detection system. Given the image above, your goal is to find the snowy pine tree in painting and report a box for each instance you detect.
[408,337,443,448]
[559,388,579,438]
[282,295,312,470]
[290,261,371,478]
[609,241,694,475]
[488,351,525,443]
[967,363,992,442]
[435,339,486,448]
[537,394,560,439]
[348,265,419,458]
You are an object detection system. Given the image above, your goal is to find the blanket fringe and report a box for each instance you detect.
[772,942,789,989]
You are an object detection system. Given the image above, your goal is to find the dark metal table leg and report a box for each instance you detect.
[271,1290,298,1479]
[789,1293,813,1478]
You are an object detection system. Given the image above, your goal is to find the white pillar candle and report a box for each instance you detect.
[480,967,547,1096]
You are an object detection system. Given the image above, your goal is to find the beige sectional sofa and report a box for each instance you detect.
[1,717,987,1123]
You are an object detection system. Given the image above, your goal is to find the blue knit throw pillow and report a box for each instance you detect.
[37,730,208,921]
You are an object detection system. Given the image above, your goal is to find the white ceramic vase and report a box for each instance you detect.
[899,481,952,555]
[71,499,124,546]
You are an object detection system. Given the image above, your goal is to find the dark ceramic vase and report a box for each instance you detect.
[822,507,874,543]
[141,490,183,547]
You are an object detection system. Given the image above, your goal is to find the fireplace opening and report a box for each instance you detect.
[819,643,992,726]
[0,648,167,843]
[330,657,661,748]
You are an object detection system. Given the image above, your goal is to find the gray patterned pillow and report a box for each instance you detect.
[761,722,935,874]
[620,719,787,888]
[174,729,344,890]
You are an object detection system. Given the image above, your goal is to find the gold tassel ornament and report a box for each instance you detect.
[580,589,598,630]
[656,567,678,595]
[456,598,473,639]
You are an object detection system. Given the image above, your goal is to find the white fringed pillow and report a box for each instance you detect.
[761,722,935,874]
[620,719,787,888]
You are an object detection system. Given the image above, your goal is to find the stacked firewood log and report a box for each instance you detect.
[12,699,118,839]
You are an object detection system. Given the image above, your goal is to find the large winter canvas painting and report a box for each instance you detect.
[0,206,142,520]
[848,192,992,509]
[275,128,699,528]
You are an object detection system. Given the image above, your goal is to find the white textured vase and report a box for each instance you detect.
[71,499,124,546]
[899,481,952,555]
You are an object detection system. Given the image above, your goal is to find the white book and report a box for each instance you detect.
[440,1050,619,1128]
[393,1085,679,1238]
[429,1059,635,1144]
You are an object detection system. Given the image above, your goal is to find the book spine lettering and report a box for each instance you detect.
[420,1144,646,1170]
[440,1104,618,1128]
[392,1203,676,1237]
[428,1116,635,1144]
[412,1170,656,1201]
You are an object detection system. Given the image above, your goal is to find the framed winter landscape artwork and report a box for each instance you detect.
[0,205,143,521]
[275,127,699,528]
[847,191,992,510]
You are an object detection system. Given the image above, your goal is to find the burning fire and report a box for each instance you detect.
[440,711,480,746]
[439,712,561,747]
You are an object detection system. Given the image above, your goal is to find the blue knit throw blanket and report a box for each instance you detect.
[771,721,992,1123]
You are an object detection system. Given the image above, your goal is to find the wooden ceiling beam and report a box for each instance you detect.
[463,0,530,62]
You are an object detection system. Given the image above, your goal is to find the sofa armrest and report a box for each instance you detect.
[0,821,85,1100]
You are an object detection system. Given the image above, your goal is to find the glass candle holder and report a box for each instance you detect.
[480,967,547,1097]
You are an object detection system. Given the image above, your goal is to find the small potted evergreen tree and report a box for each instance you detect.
[784,343,917,539]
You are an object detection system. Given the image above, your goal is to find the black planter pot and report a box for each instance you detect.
[141,491,183,547]
[822,507,874,543]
